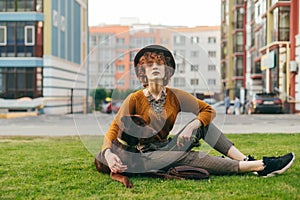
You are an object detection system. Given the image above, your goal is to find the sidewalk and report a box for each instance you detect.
[0,113,299,136]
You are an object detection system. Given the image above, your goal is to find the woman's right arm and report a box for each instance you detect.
[101,93,136,172]
[104,148,127,173]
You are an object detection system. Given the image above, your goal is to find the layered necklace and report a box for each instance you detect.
[146,89,166,120]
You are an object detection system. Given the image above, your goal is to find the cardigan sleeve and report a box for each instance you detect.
[101,93,136,151]
[170,88,216,127]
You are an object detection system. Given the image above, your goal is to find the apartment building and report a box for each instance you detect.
[171,26,221,99]
[0,0,88,114]
[221,0,299,113]
[221,0,246,99]
[88,24,221,99]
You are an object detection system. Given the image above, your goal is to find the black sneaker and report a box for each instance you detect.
[244,155,256,161]
[258,152,295,177]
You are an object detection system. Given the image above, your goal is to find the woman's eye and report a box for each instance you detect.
[147,63,153,67]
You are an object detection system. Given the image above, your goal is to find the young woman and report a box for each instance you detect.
[97,44,295,177]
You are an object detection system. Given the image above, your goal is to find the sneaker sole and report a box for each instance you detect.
[263,152,295,178]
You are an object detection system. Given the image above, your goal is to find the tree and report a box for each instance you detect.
[90,88,106,110]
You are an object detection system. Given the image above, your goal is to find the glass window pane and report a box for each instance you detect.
[25,26,35,45]
[7,0,15,11]
[7,73,15,90]
[17,0,25,11]
[26,0,35,11]
[0,26,6,45]
[26,72,34,89]
[7,23,15,45]
[17,24,24,45]
[0,0,5,11]
[17,73,25,89]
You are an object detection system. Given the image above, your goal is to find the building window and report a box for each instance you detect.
[0,26,7,45]
[174,77,185,87]
[0,67,43,99]
[174,50,185,58]
[117,53,124,61]
[0,0,39,12]
[91,35,97,46]
[191,79,199,85]
[116,38,125,45]
[173,35,185,45]
[0,22,41,57]
[161,38,168,45]
[130,51,135,61]
[117,79,125,86]
[116,65,125,72]
[177,64,185,73]
[207,79,216,86]
[208,51,216,57]
[191,51,199,57]
[191,36,199,44]
[208,65,216,71]
[25,26,35,45]
[208,37,216,43]
[191,65,199,71]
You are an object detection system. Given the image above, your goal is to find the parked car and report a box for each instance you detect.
[100,102,112,113]
[245,92,283,114]
[111,101,122,113]
[212,100,235,114]
[203,98,216,105]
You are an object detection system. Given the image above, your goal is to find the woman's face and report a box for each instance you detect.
[139,52,166,83]
[144,61,165,82]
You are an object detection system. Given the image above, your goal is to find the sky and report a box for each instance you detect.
[88,0,221,27]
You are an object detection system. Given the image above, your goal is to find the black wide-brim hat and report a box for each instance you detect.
[134,44,176,73]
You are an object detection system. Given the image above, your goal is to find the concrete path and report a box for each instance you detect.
[0,113,299,136]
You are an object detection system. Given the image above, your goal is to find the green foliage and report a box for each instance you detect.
[111,89,137,100]
[90,88,107,110]
[0,134,299,199]
[89,88,139,110]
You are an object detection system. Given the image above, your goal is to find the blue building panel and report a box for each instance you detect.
[0,13,44,21]
[73,2,81,64]
[52,26,59,57]
[67,0,72,62]
[60,0,66,16]
[0,58,43,67]
[52,0,58,10]
[61,31,66,59]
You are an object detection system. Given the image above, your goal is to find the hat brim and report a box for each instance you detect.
[134,45,176,71]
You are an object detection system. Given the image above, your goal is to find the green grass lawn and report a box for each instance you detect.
[0,134,299,200]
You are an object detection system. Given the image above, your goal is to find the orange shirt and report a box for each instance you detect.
[101,87,216,151]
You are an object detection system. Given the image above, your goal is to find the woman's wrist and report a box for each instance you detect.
[194,118,202,128]
[103,148,111,159]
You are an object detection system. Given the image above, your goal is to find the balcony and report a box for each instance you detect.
[235,21,244,29]
[234,44,244,53]
[235,0,244,6]
[234,68,244,77]
[251,64,261,74]
[272,27,290,42]
[270,0,290,7]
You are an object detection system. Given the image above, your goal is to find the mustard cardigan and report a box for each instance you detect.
[101,87,216,151]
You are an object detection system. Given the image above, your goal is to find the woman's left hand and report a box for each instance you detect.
[177,119,201,148]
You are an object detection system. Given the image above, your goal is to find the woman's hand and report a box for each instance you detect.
[177,119,201,148]
[104,149,127,173]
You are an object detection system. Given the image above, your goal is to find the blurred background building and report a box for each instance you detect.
[221,0,299,113]
[89,24,221,100]
[1,0,299,115]
[0,0,88,114]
